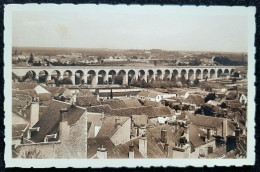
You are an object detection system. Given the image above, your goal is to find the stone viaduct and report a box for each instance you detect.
[12,66,237,86]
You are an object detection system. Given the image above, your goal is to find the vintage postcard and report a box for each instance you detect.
[4,4,256,167]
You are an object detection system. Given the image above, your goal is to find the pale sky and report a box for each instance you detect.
[12,5,250,52]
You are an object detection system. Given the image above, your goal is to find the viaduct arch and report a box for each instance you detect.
[14,66,237,86]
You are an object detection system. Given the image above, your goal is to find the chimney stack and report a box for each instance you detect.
[95,89,100,100]
[97,145,107,159]
[161,128,167,144]
[59,108,70,141]
[139,134,148,158]
[71,93,77,105]
[207,129,210,140]
[30,97,39,127]
[222,118,228,141]
[139,125,146,136]
[164,143,169,157]
[235,127,240,137]
[186,125,190,143]
[129,143,134,159]
[115,116,120,129]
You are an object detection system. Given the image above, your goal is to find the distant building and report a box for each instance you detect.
[137,90,162,102]
[239,94,247,105]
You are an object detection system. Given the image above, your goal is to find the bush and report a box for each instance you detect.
[195,105,215,116]
[205,92,216,103]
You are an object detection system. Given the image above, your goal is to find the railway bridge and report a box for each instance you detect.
[12,65,237,86]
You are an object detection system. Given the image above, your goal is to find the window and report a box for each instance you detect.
[208,146,213,154]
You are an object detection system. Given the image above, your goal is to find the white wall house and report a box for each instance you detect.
[137,91,162,102]
[239,94,247,105]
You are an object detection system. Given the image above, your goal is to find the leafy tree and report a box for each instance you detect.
[179,75,186,85]
[193,58,202,66]
[28,53,34,63]
[233,72,239,78]
[193,78,200,86]
[154,60,158,66]
[232,77,237,83]
[58,77,73,85]
[114,75,123,85]
[195,105,215,116]
[205,92,216,103]
[220,102,227,109]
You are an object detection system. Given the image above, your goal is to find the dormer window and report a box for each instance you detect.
[27,127,40,139]
[44,133,57,142]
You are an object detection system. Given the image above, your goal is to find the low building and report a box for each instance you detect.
[239,94,247,105]
[137,90,162,102]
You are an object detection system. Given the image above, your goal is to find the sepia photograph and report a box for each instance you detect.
[4,4,256,167]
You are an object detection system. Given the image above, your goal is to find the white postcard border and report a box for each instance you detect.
[4,4,256,168]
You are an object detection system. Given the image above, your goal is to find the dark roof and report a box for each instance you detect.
[189,124,207,147]
[12,89,37,97]
[143,100,164,107]
[76,97,101,107]
[87,122,92,133]
[87,137,115,159]
[191,115,223,128]
[87,105,111,114]
[184,94,205,106]
[137,90,159,98]
[122,99,142,108]
[229,103,243,109]
[102,99,128,109]
[42,86,69,97]
[176,111,194,121]
[111,106,154,117]
[12,98,29,112]
[153,106,172,117]
[12,73,19,80]
[111,106,172,118]
[30,100,86,143]
[99,91,139,97]
[225,91,238,100]
[77,89,94,97]
[12,124,28,137]
[132,115,148,127]
[12,82,38,90]
[146,124,178,158]
[96,116,129,138]
[109,138,143,159]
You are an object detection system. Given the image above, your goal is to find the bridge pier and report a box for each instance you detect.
[35,74,39,81]
[122,75,128,85]
[184,73,188,80]
[139,74,147,82]
[71,75,75,85]
[47,75,52,81]
[12,66,238,85]
[92,75,97,86]
[148,75,155,83]
[83,74,88,84]
[103,74,108,84]
[168,72,173,80]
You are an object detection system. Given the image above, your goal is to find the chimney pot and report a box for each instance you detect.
[161,128,167,144]
[115,117,121,129]
[164,143,169,157]
[139,134,147,158]
[60,107,69,121]
[129,144,135,159]
[207,129,210,140]
[97,145,107,159]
